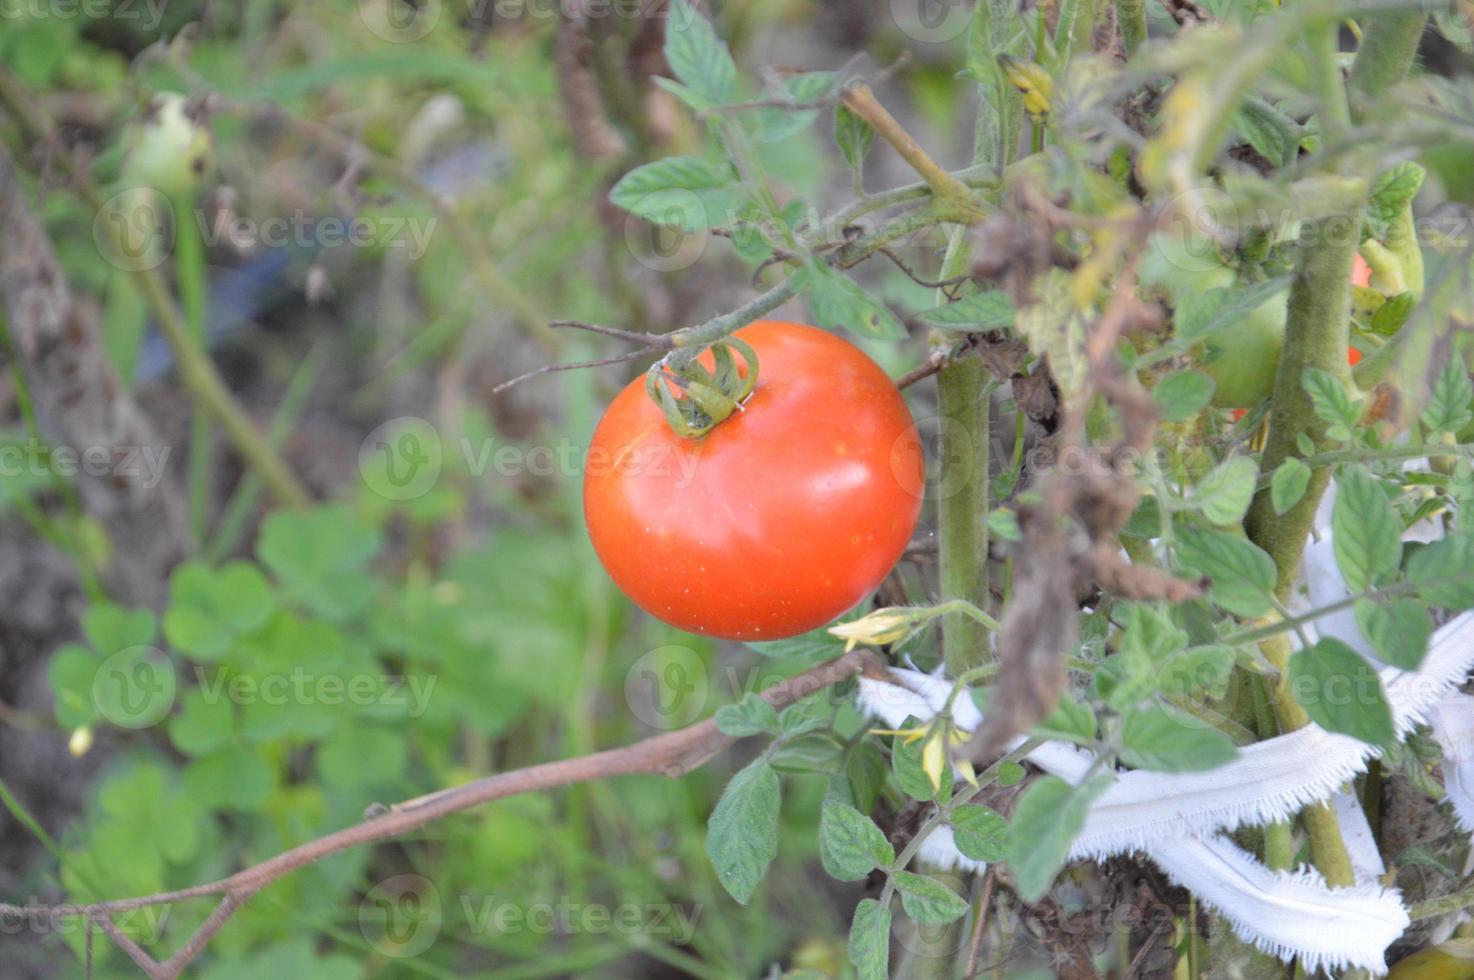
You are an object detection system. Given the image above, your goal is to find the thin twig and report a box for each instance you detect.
[489,349,654,396]
[896,348,952,389]
[549,320,676,348]
[963,868,998,978]
[0,651,880,979]
[95,915,165,980]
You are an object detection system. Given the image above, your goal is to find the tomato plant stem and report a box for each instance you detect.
[1117,0,1148,54]
[1347,11,1427,117]
[1244,178,1367,889]
[937,355,992,676]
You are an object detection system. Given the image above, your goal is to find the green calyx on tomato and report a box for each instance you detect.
[644,336,759,439]
[585,320,924,640]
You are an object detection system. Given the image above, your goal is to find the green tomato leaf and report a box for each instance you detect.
[1408,532,1474,609]
[1302,367,1363,442]
[1156,645,1235,699]
[950,804,1008,862]
[663,0,739,107]
[1332,466,1403,593]
[1120,704,1237,772]
[1192,456,1258,526]
[1031,692,1098,744]
[819,801,894,881]
[1006,773,1112,902]
[1370,162,1425,230]
[705,757,781,905]
[893,871,969,924]
[915,288,1015,332]
[1354,598,1432,670]
[1120,604,1189,663]
[847,898,891,980]
[1173,526,1276,618]
[1271,458,1312,516]
[801,262,906,340]
[608,156,746,232]
[714,692,780,737]
[835,105,874,173]
[1288,637,1396,747]
[1153,370,1215,422]
[1421,358,1474,435]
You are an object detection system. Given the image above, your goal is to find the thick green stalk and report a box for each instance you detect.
[1117,0,1148,55]
[1305,21,1351,146]
[937,353,991,676]
[1347,12,1426,118]
[1244,178,1367,888]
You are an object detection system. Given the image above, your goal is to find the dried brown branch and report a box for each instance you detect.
[0,144,189,606]
[0,650,880,979]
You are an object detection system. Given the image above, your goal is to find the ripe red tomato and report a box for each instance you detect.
[584,320,924,640]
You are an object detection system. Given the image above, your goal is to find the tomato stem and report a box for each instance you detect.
[1244,176,1368,889]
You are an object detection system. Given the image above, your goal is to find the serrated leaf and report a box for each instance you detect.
[950,805,1008,862]
[1193,456,1258,526]
[1421,358,1474,434]
[714,692,780,737]
[1409,533,1474,609]
[1302,366,1363,442]
[1332,466,1403,593]
[608,156,745,232]
[1354,598,1433,670]
[847,898,891,980]
[705,758,781,904]
[819,802,894,881]
[801,262,906,339]
[1006,773,1112,902]
[1120,704,1237,772]
[1289,638,1396,746]
[835,104,874,172]
[1234,96,1301,168]
[1173,526,1277,618]
[986,507,1021,541]
[1032,692,1097,743]
[1121,604,1189,662]
[751,72,836,143]
[893,871,969,924]
[1370,162,1425,229]
[915,289,1015,331]
[663,0,738,108]
[1156,644,1235,699]
[1154,370,1215,423]
[1271,458,1312,515]
[1370,291,1417,336]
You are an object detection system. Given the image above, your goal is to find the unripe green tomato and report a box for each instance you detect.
[1201,291,1288,408]
[121,93,213,198]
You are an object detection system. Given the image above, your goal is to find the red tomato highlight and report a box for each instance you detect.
[584,321,924,640]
